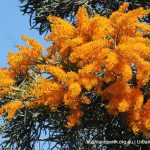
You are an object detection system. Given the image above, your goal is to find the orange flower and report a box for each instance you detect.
[0,101,23,120]
[0,68,14,97]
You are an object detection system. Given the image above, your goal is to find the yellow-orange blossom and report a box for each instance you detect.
[0,3,150,136]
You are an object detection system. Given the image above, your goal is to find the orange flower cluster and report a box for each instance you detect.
[127,99,150,137]
[0,68,14,97]
[0,101,23,120]
[7,35,43,77]
[27,77,64,112]
[0,3,150,135]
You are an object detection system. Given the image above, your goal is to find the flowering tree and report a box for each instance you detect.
[0,2,150,149]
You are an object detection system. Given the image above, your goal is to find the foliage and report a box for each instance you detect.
[19,0,150,34]
[0,2,150,149]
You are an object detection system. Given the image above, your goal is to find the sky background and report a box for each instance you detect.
[0,0,49,67]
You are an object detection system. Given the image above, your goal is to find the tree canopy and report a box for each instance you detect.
[0,2,150,149]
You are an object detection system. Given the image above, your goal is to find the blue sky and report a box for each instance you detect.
[0,0,49,67]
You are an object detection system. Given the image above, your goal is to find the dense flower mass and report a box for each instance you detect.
[0,68,14,97]
[0,3,150,136]
[7,35,43,77]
